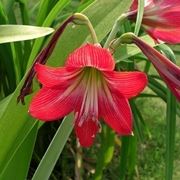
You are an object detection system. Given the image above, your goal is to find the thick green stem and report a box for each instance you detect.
[75,141,83,180]
[109,32,135,53]
[134,0,144,36]
[160,44,177,180]
[73,13,98,44]
[165,90,176,180]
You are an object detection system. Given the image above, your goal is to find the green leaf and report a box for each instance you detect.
[27,0,71,68]
[165,90,176,180]
[42,0,71,27]
[130,101,144,141]
[119,136,137,180]
[132,101,151,138]
[1,0,14,14]
[0,123,38,180]
[0,93,38,178]
[148,76,180,117]
[0,25,54,44]
[32,115,73,180]
[0,95,12,117]
[77,0,95,12]
[36,0,51,26]
[0,1,8,24]
[0,90,37,173]
[0,43,17,94]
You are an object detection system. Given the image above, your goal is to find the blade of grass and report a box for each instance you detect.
[144,61,151,73]
[148,78,180,117]
[1,0,14,23]
[0,1,16,94]
[148,76,167,95]
[148,81,167,101]
[36,0,51,26]
[130,101,144,141]
[0,1,8,23]
[32,115,73,180]
[18,0,29,25]
[132,101,151,138]
[0,44,17,94]
[165,89,176,180]
[18,0,32,72]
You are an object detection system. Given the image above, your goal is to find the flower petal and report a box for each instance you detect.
[103,71,147,99]
[66,44,115,71]
[161,10,180,27]
[130,0,153,11]
[99,88,132,135]
[35,63,82,88]
[129,0,180,44]
[147,28,180,44]
[75,118,99,147]
[130,0,138,11]
[161,0,180,6]
[133,36,180,101]
[161,73,180,101]
[29,86,77,121]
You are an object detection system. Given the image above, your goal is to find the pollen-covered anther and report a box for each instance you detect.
[77,112,98,127]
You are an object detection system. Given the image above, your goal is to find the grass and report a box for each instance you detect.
[136,97,166,179]
[97,96,180,180]
[137,96,180,179]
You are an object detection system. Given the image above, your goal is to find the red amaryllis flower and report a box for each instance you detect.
[128,0,180,44]
[29,44,147,147]
[132,36,180,101]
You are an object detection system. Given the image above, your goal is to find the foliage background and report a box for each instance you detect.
[0,0,179,179]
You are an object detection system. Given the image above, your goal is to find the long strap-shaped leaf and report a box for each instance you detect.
[0,25,54,44]
[166,89,176,180]
[32,115,73,180]
[160,44,177,180]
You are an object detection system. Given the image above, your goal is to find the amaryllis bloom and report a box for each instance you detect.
[29,44,147,147]
[131,35,180,101]
[128,0,180,44]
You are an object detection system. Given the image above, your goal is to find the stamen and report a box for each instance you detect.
[76,68,100,127]
[78,114,87,127]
